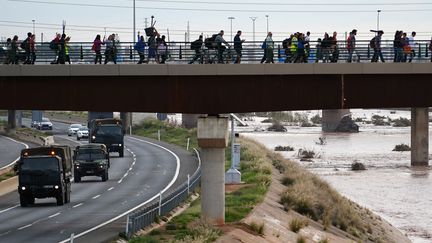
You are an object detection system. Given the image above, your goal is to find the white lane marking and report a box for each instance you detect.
[0,231,11,237]
[18,224,32,230]
[92,195,100,199]
[59,136,181,243]
[0,205,20,214]
[72,203,83,208]
[117,179,123,184]
[107,187,114,191]
[48,212,61,218]
[0,136,29,170]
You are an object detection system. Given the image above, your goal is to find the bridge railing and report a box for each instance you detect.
[0,40,430,64]
[125,148,201,239]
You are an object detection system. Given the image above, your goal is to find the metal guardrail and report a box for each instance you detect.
[125,148,201,239]
[0,40,431,65]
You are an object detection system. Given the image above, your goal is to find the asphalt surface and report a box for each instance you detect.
[0,118,199,242]
[0,136,28,170]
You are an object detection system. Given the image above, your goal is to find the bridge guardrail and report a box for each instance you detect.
[125,148,201,239]
[0,40,430,65]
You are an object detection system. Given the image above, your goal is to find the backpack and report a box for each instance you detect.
[190,39,201,50]
[282,38,291,49]
[369,37,376,49]
[346,36,352,49]
[20,39,28,50]
[204,34,218,49]
[49,39,57,50]
[261,41,267,49]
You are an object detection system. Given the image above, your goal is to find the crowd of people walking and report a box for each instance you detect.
[2,29,432,65]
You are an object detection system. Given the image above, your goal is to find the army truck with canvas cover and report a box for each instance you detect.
[73,144,110,182]
[16,146,72,207]
[89,118,124,157]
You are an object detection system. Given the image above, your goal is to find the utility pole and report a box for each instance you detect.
[265,15,269,33]
[144,18,148,41]
[377,10,382,32]
[250,17,257,43]
[32,20,35,35]
[62,20,66,34]
[133,0,136,43]
[187,21,190,42]
[228,17,235,41]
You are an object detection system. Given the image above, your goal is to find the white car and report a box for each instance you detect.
[76,126,89,141]
[67,124,82,136]
[36,118,53,130]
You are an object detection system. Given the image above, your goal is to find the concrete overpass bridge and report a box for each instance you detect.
[1,63,431,225]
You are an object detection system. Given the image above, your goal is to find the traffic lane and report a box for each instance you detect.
[73,136,199,243]
[0,136,180,242]
[0,136,28,169]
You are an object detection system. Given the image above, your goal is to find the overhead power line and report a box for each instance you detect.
[134,0,432,6]
[8,0,432,13]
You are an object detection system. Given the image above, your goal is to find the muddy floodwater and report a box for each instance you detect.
[243,109,432,243]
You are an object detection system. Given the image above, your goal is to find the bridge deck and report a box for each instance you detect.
[1,63,432,113]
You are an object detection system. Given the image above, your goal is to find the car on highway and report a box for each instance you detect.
[36,118,53,130]
[76,126,89,141]
[30,120,40,128]
[67,124,82,136]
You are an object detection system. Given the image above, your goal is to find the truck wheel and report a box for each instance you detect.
[20,194,28,207]
[56,192,65,206]
[74,176,81,183]
[28,196,35,205]
[65,189,70,204]
[119,150,124,158]
[101,171,108,181]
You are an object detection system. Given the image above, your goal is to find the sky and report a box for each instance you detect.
[1,0,432,42]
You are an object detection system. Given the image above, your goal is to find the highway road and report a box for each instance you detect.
[0,118,199,242]
[0,136,29,170]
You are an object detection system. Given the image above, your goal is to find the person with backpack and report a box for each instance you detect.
[10,36,19,64]
[215,30,230,64]
[371,31,385,62]
[393,30,404,62]
[321,33,331,63]
[104,34,117,64]
[22,32,32,64]
[264,32,274,63]
[290,33,299,63]
[347,29,360,63]
[189,35,203,64]
[315,38,323,63]
[64,36,71,64]
[294,33,306,63]
[305,31,311,58]
[92,34,104,64]
[407,31,416,63]
[233,30,245,64]
[29,34,36,64]
[50,33,60,64]
[147,28,160,63]
[157,35,168,64]
[134,35,146,64]
[282,35,292,63]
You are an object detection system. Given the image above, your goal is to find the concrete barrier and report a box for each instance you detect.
[0,176,17,197]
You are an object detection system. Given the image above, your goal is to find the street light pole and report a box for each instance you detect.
[377,10,381,32]
[265,15,269,33]
[133,0,136,43]
[32,20,35,35]
[228,17,235,41]
[250,17,257,43]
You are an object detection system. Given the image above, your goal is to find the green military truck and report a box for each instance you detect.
[17,146,72,207]
[89,118,124,157]
[73,144,110,182]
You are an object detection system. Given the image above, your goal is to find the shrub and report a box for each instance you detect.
[351,162,366,171]
[269,111,294,122]
[249,222,265,235]
[281,176,295,186]
[310,114,322,124]
[274,145,295,151]
[298,149,315,159]
[267,122,287,132]
[297,235,306,243]
[371,115,390,126]
[300,122,313,127]
[393,143,411,151]
[392,117,411,127]
[290,218,308,233]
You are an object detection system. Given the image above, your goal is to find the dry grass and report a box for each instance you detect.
[249,222,265,235]
[289,218,308,233]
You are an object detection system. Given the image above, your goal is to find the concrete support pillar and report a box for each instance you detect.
[120,112,132,135]
[322,109,351,132]
[182,114,200,129]
[197,115,229,225]
[411,108,429,166]
[7,110,16,133]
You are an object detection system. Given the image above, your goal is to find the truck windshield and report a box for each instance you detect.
[96,126,122,136]
[76,149,106,160]
[20,157,59,171]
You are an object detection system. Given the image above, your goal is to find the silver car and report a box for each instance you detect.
[76,126,89,141]
[68,124,82,136]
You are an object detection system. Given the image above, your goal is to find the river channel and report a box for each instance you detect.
[243,109,432,243]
